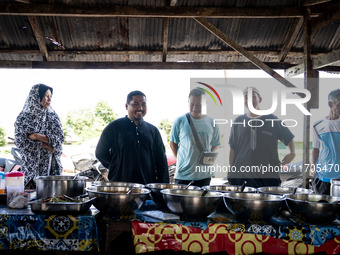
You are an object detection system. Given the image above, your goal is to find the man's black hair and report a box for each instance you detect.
[126,90,146,104]
[189,88,205,98]
[328,89,340,103]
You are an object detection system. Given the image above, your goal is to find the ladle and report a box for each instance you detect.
[63,194,76,201]
[201,189,209,197]
[184,180,194,189]
[127,188,135,195]
[240,181,247,192]
[291,187,297,195]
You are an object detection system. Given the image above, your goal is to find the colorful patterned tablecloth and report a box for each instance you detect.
[131,202,340,255]
[132,221,340,254]
[0,206,100,253]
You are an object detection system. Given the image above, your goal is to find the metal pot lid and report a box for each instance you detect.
[331,178,340,185]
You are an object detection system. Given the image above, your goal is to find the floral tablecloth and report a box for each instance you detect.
[132,206,340,255]
[132,221,340,254]
[0,206,100,253]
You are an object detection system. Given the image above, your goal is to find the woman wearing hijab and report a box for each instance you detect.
[15,84,64,188]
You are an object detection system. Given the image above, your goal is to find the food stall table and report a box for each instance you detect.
[0,205,100,254]
[130,205,340,254]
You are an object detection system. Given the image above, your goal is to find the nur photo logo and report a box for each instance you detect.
[196,82,223,106]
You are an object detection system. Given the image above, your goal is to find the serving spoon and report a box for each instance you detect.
[184,180,194,189]
[240,181,247,192]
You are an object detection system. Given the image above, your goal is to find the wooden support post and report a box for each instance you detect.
[162,18,169,62]
[302,9,319,189]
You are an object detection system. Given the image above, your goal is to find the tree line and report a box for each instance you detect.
[0,101,173,147]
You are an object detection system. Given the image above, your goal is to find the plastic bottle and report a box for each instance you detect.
[0,172,5,194]
[5,172,24,187]
[5,172,26,208]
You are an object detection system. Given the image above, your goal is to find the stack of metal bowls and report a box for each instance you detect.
[145,183,201,207]
[161,189,223,218]
[86,185,150,216]
[257,186,313,196]
[285,194,340,224]
[91,181,145,188]
[224,192,285,221]
[203,185,257,212]
[257,186,314,218]
[203,185,257,193]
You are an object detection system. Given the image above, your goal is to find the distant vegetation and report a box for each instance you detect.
[0,127,6,147]
[62,101,118,143]
[158,119,173,144]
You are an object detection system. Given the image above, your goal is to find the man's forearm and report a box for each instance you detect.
[281,140,296,165]
[170,142,178,158]
[95,142,111,168]
[312,148,319,166]
[211,146,219,152]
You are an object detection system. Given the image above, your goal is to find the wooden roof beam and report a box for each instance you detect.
[0,4,305,18]
[310,1,340,32]
[194,17,299,91]
[285,49,340,77]
[278,18,303,62]
[14,0,30,3]
[1,60,339,72]
[0,49,328,59]
[303,0,332,6]
[0,61,303,69]
[28,16,49,61]
[311,9,340,33]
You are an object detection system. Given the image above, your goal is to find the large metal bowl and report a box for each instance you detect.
[224,192,285,221]
[161,189,223,218]
[285,194,340,224]
[203,185,257,193]
[86,185,150,216]
[258,186,313,195]
[36,176,87,199]
[145,183,201,207]
[91,181,145,188]
[202,185,257,212]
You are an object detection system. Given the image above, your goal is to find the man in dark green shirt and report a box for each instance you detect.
[228,87,295,188]
[96,90,169,184]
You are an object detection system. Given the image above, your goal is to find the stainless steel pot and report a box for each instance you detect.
[286,194,340,224]
[331,178,340,197]
[36,176,87,199]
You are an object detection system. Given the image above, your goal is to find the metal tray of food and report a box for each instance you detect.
[29,196,96,214]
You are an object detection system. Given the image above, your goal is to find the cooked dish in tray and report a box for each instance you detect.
[30,196,96,214]
[42,196,81,203]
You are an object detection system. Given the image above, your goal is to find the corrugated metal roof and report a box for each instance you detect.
[0,0,339,71]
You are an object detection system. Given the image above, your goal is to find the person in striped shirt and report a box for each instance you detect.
[312,89,340,195]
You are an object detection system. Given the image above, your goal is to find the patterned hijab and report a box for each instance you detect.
[15,84,64,186]
[22,84,52,118]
